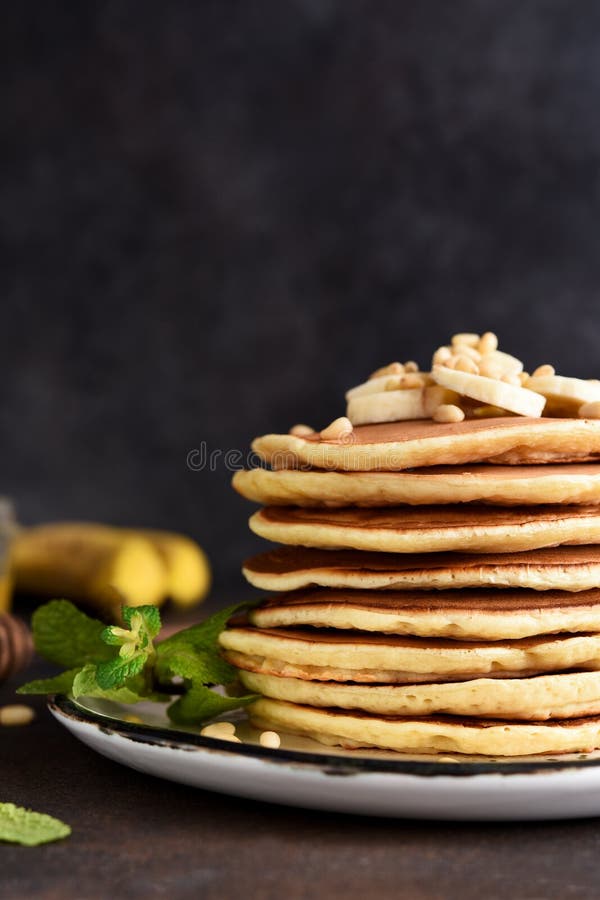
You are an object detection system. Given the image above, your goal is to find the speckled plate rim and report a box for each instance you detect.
[48,694,600,778]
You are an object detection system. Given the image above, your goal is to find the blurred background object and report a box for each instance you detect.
[0,500,16,612]
[0,613,33,683]
[3,1,600,593]
[11,523,211,619]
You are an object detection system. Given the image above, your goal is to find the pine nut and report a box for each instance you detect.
[383,377,402,391]
[432,346,452,366]
[501,373,521,386]
[451,333,480,348]
[400,373,425,389]
[369,362,404,380]
[579,401,600,419]
[404,360,419,373]
[454,355,479,374]
[478,332,498,354]
[215,722,236,734]
[259,730,281,749]
[320,417,353,441]
[455,345,482,363]
[0,704,35,727]
[532,364,555,377]
[433,404,465,423]
[201,722,241,741]
[478,359,503,379]
[289,424,314,437]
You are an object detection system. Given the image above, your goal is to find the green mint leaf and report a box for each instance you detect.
[156,602,254,687]
[97,606,161,690]
[101,628,125,646]
[95,654,147,690]
[155,639,236,688]
[158,602,251,655]
[17,669,81,696]
[122,605,161,638]
[167,684,257,726]
[155,646,220,684]
[32,600,114,668]
[0,803,71,846]
[71,665,169,704]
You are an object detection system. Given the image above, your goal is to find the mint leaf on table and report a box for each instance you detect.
[31,600,114,668]
[18,669,81,696]
[0,803,71,846]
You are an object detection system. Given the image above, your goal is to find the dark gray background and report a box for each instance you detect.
[3,1,600,593]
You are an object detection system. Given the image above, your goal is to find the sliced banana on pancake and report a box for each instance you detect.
[526,375,600,404]
[219,627,600,680]
[249,698,600,756]
[345,373,425,400]
[346,385,460,426]
[525,375,600,415]
[240,670,600,720]
[347,388,426,425]
[432,366,546,417]
[479,349,524,374]
[249,505,600,554]
[247,587,600,640]
[242,546,600,593]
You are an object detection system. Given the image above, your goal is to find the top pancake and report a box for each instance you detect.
[233,464,600,507]
[252,418,600,471]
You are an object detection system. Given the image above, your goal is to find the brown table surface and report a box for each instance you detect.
[3,601,600,900]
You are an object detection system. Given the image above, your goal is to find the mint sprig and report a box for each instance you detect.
[19,600,257,725]
[96,606,161,690]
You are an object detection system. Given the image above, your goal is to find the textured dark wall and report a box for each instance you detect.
[3,1,600,592]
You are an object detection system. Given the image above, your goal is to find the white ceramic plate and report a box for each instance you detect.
[49,695,600,821]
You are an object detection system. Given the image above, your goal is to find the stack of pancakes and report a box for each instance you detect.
[221,414,600,757]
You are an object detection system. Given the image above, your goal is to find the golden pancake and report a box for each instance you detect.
[249,698,600,756]
[219,627,600,681]
[248,587,600,640]
[234,464,600,507]
[240,669,600,720]
[243,546,600,593]
[249,505,600,554]
[252,418,600,472]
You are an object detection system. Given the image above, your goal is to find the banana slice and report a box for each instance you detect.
[485,350,524,373]
[346,373,433,401]
[346,374,400,400]
[525,376,600,409]
[347,385,461,425]
[347,389,426,425]
[432,366,546,417]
